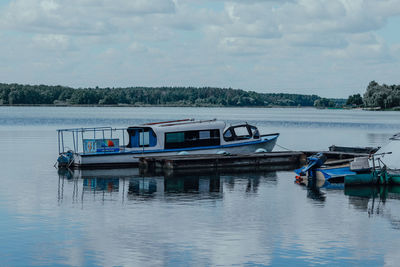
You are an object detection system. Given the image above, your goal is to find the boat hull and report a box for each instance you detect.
[344,170,400,186]
[72,136,278,168]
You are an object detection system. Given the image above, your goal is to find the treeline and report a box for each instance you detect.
[363,81,400,109]
[346,81,400,110]
[0,83,323,107]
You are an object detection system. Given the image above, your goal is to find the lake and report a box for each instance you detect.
[1,106,400,266]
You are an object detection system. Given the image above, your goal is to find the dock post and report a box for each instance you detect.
[57,130,60,154]
[61,131,64,153]
[72,131,76,151]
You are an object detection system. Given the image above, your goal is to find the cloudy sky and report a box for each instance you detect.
[0,0,399,97]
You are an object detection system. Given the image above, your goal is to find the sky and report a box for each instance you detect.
[0,0,400,98]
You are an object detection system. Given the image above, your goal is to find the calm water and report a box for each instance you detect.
[1,106,400,266]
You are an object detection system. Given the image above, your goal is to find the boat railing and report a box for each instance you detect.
[57,127,130,155]
[370,152,392,171]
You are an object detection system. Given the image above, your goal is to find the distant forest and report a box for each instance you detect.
[346,81,400,110]
[0,83,334,107]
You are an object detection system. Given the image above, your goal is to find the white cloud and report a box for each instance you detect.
[1,0,176,36]
[0,0,400,97]
[32,34,70,50]
[128,42,148,53]
[106,0,176,15]
[40,0,59,12]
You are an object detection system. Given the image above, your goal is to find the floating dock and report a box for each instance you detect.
[138,151,368,172]
[139,151,303,171]
[60,149,371,171]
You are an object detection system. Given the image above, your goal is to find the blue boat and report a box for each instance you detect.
[294,153,364,187]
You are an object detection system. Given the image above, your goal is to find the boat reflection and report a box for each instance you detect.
[296,175,345,202]
[128,178,158,195]
[57,168,277,203]
[126,175,222,200]
[345,185,400,229]
[84,178,119,192]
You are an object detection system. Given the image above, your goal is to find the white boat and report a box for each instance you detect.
[375,133,400,171]
[57,119,279,168]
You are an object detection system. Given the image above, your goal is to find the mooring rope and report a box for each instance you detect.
[275,143,294,151]
[67,154,76,168]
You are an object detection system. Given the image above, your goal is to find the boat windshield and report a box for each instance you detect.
[223,125,255,141]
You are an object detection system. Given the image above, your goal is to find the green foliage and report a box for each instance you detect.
[363,81,400,109]
[0,83,66,105]
[0,83,326,107]
[346,93,363,106]
[314,98,336,108]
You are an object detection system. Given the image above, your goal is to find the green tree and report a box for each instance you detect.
[346,93,363,106]
[314,98,335,108]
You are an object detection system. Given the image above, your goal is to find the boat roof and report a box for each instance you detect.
[128,119,227,133]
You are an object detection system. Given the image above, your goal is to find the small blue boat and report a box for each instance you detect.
[294,153,365,187]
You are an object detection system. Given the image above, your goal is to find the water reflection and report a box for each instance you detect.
[224,171,277,191]
[84,178,119,192]
[162,175,221,193]
[345,185,400,229]
[128,178,158,196]
[307,185,326,202]
[366,133,393,147]
[304,179,345,202]
[57,168,278,204]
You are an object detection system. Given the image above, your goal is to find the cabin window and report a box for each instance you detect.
[223,129,234,141]
[139,131,150,146]
[165,129,220,149]
[128,128,157,148]
[223,125,257,142]
[233,126,251,139]
[199,130,210,139]
[165,132,185,143]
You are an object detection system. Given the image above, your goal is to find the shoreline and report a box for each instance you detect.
[0,104,394,110]
[0,104,316,108]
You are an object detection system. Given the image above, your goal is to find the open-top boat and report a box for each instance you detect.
[294,133,400,186]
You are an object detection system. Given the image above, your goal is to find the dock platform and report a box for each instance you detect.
[139,151,304,171]
[138,151,369,172]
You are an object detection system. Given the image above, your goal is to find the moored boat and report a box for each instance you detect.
[345,133,400,185]
[57,119,279,168]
